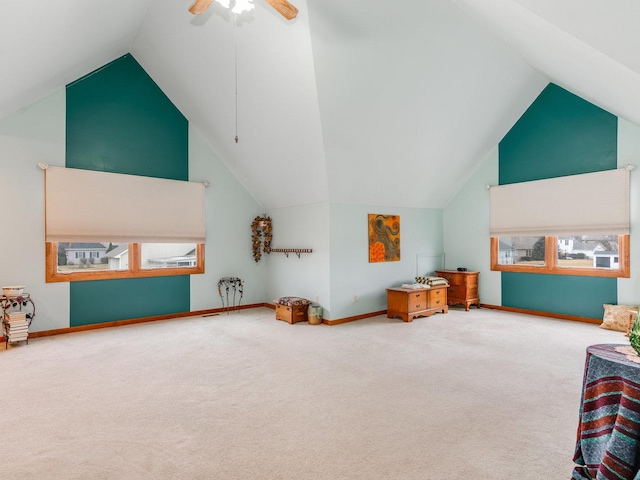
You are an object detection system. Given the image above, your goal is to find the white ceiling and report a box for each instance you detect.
[1,0,639,210]
[452,0,640,128]
[0,0,152,119]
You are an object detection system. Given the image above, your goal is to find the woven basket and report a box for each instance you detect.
[308,305,323,325]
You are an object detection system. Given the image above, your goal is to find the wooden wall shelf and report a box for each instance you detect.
[270,248,312,258]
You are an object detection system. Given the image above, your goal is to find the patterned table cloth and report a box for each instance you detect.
[573,344,640,479]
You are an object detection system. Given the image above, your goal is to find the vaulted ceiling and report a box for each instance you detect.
[1,0,639,210]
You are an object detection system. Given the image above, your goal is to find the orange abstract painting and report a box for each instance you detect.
[368,214,400,263]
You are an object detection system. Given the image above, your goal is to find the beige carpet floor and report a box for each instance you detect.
[0,307,626,479]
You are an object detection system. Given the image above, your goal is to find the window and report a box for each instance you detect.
[140,243,198,270]
[47,242,204,282]
[491,235,629,278]
[489,168,630,279]
[44,167,206,283]
[495,236,545,266]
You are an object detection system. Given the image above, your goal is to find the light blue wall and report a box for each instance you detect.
[329,204,443,320]
[0,89,69,333]
[617,118,640,306]
[265,203,331,316]
[263,203,444,321]
[443,147,501,306]
[189,125,266,310]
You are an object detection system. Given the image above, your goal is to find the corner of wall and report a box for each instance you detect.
[443,146,500,306]
[617,118,640,305]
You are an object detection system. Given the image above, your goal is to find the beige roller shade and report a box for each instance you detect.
[490,168,630,237]
[45,166,205,243]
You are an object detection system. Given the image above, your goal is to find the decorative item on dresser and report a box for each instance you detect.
[435,270,479,311]
[386,285,448,322]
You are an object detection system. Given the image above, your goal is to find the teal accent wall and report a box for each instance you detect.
[498,84,618,319]
[66,54,188,180]
[70,277,191,326]
[502,273,617,318]
[500,83,617,185]
[66,54,190,327]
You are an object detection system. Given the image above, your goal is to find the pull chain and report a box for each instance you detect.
[234,12,239,144]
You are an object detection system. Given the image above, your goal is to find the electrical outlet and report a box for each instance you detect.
[353,294,358,303]
[315,296,319,304]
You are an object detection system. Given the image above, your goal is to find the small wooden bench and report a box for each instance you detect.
[274,297,311,324]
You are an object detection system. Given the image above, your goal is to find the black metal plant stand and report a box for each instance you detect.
[1,293,36,349]
[217,277,244,314]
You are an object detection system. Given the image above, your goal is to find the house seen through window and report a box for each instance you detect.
[60,243,111,270]
[492,234,629,278]
[57,242,197,272]
[48,241,204,282]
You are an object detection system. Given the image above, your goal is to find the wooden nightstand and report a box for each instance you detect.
[435,270,479,311]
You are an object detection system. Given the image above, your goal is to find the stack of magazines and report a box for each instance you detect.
[4,311,28,343]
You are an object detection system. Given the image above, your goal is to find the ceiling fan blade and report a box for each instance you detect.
[264,0,298,20]
[189,0,214,14]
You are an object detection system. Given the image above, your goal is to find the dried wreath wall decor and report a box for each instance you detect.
[251,215,272,262]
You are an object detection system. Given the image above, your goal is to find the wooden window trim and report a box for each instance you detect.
[490,235,629,278]
[46,243,205,283]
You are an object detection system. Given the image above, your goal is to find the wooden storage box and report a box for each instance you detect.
[386,286,448,322]
[275,303,308,324]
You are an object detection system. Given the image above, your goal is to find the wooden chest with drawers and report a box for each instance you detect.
[435,270,479,311]
[386,286,448,322]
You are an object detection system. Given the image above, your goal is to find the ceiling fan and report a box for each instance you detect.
[189,0,298,20]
